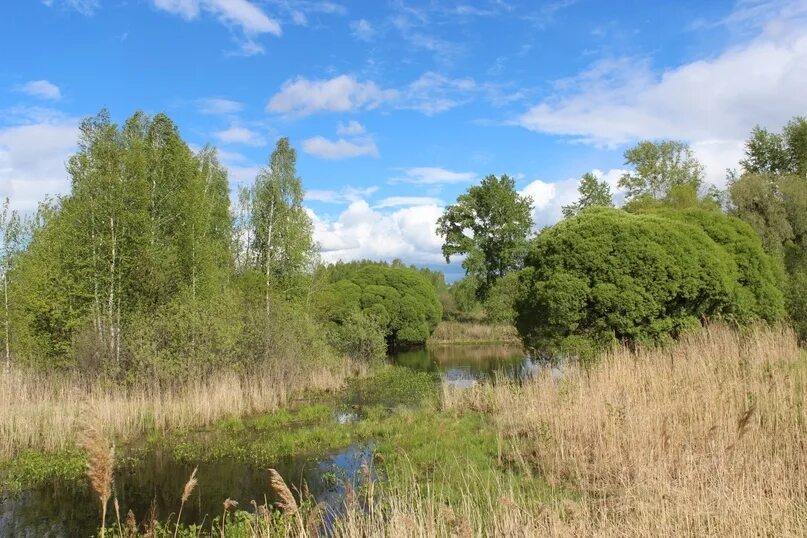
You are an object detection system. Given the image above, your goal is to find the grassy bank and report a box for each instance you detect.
[103,324,807,536]
[0,358,363,463]
[427,320,521,345]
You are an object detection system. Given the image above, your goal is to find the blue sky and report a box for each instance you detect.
[1,0,806,277]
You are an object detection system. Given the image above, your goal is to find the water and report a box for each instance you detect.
[0,442,374,538]
[394,344,533,387]
[0,344,532,537]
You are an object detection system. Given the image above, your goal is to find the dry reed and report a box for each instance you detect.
[443,323,807,536]
[0,359,361,461]
[81,424,114,538]
[174,466,198,538]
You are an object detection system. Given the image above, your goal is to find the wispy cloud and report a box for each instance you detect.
[306,185,378,204]
[391,167,476,185]
[198,97,243,115]
[152,0,281,54]
[374,196,443,208]
[214,124,265,146]
[302,136,379,159]
[15,80,61,100]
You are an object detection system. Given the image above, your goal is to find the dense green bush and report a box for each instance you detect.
[515,207,784,355]
[316,262,442,347]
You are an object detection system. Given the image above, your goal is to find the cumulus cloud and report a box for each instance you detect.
[516,2,807,185]
[302,136,379,159]
[519,168,626,228]
[198,97,243,115]
[374,196,443,208]
[266,75,397,116]
[214,125,265,146]
[0,110,78,212]
[310,200,445,264]
[16,80,62,100]
[391,166,476,185]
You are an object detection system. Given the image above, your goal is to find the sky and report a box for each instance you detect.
[1,0,806,279]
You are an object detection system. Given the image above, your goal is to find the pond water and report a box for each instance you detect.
[394,344,534,387]
[0,344,532,537]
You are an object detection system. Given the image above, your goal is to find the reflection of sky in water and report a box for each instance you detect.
[396,346,566,390]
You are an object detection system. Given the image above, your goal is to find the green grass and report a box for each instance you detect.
[0,449,86,494]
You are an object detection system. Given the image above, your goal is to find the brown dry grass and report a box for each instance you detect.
[0,359,361,461]
[428,321,521,345]
[442,323,807,536]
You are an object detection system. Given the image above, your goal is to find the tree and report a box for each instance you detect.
[515,208,784,356]
[436,174,533,300]
[0,199,22,369]
[562,172,613,218]
[251,138,314,310]
[619,140,704,201]
[741,117,807,177]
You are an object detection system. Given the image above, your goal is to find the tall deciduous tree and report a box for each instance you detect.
[562,172,613,218]
[436,174,533,300]
[251,137,314,309]
[619,140,704,201]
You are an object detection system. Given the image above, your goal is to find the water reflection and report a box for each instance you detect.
[0,443,373,538]
[393,344,546,387]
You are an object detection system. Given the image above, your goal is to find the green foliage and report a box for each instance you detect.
[562,172,613,218]
[730,116,807,340]
[515,208,784,354]
[619,140,704,201]
[483,271,521,324]
[326,309,387,363]
[316,262,442,347]
[436,174,533,300]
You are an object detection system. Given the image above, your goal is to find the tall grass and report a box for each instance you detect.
[0,359,361,461]
[445,323,807,536]
[427,321,520,345]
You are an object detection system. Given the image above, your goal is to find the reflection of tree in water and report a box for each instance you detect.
[2,442,373,537]
[394,344,527,380]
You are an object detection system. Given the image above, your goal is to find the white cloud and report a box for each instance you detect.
[152,0,281,54]
[0,112,78,212]
[306,185,378,204]
[401,72,476,115]
[336,120,366,135]
[516,2,807,185]
[302,136,379,159]
[519,168,627,228]
[214,125,265,146]
[374,196,443,208]
[392,166,476,185]
[153,0,199,18]
[16,80,62,100]
[350,18,375,40]
[311,200,445,264]
[42,0,99,15]
[198,97,243,115]
[267,75,397,116]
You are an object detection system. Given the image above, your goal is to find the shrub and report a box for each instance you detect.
[515,208,784,354]
[316,263,442,347]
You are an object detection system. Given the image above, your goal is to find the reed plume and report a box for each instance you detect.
[82,425,114,538]
[174,466,198,538]
[220,498,238,538]
[268,468,298,514]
